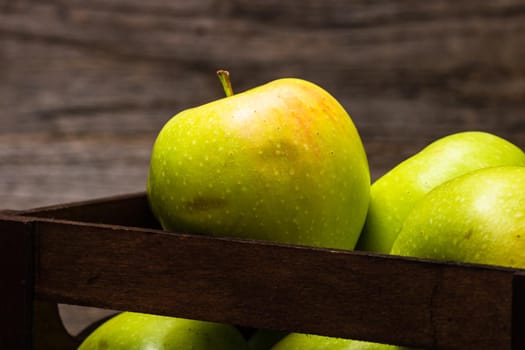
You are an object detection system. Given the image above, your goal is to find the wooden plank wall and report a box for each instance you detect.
[2,1,525,210]
[1,0,525,337]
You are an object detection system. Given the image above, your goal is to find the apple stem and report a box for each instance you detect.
[217,69,234,97]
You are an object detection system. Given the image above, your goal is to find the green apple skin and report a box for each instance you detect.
[391,166,525,269]
[357,131,525,254]
[78,312,249,350]
[147,78,370,250]
[270,333,416,350]
[347,340,416,350]
[270,333,353,350]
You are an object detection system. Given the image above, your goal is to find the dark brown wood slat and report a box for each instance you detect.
[30,216,521,350]
[0,216,34,349]
[512,271,525,349]
[18,192,158,229]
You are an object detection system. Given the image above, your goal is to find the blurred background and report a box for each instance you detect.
[2,0,525,337]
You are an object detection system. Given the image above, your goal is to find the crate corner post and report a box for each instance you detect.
[0,215,35,349]
[512,271,525,350]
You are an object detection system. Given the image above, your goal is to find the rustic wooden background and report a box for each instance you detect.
[1,0,525,338]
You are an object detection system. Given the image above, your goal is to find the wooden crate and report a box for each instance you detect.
[1,192,524,350]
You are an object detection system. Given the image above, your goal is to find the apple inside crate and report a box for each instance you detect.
[1,192,524,350]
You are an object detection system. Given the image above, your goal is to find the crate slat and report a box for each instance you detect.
[2,193,524,349]
[0,216,34,349]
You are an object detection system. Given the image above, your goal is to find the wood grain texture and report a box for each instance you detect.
[1,0,525,344]
[36,223,507,350]
[1,202,522,349]
[2,194,522,349]
[2,0,525,210]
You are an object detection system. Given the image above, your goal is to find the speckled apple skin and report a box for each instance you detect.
[271,333,354,350]
[78,312,249,350]
[147,78,370,250]
[391,166,525,269]
[358,131,525,254]
[271,333,415,350]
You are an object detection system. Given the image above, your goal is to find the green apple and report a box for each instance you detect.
[147,71,370,250]
[357,131,525,253]
[391,166,525,269]
[78,311,249,349]
[271,333,353,349]
[270,333,416,350]
[347,340,416,350]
